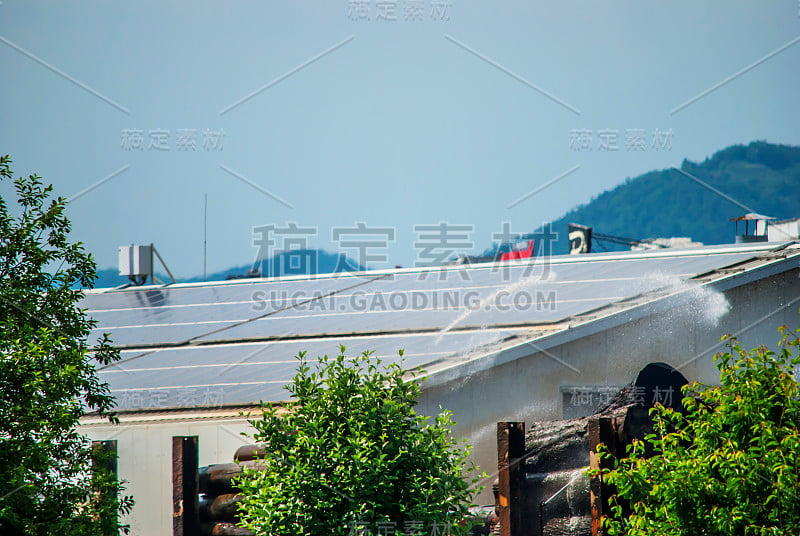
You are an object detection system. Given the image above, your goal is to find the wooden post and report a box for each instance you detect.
[173,436,200,536]
[92,440,119,529]
[497,422,525,536]
[588,416,619,536]
[92,440,118,475]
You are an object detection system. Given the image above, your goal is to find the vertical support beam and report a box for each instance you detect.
[589,417,619,536]
[497,422,525,536]
[92,439,119,531]
[588,418,603,536]
[172,436,199,536]
[92,440,118,477]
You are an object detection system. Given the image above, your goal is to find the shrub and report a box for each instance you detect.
[236,347,482,536]
[597,326,800,536]
[0,155,132,535]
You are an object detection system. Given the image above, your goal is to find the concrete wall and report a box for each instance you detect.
[417,268,800,504]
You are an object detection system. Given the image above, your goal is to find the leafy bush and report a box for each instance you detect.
[597,326,800,536]
[0,155,132,534]
[236,347,482,536]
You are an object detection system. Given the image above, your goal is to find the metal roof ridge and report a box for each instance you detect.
[85,241,795,293]
[79,404,272,424]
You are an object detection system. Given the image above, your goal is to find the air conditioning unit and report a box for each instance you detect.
[119,246,153,285]
[118,245,151,278]
[118,244,175,286]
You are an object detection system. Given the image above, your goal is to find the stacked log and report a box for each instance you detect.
[197,445,266,536]
[233,444,267,462]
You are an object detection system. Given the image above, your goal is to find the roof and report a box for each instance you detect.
[82,242,800,412]
[730,213,776,221]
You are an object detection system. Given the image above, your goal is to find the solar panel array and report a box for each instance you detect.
[82,245,775,410]
[103,329,517,410]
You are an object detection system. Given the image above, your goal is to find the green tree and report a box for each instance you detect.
[597,326,800,535]
[0,155,132,535]
[236,347,482,536]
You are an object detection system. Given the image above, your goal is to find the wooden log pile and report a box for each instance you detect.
[197,445,266,536]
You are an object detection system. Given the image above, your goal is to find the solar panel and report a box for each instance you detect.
[193,250,761,341]
[82,245,784,411]
[84,274,384,347]
[101,329,516,409]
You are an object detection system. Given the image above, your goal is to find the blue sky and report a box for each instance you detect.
[1,1,799,278]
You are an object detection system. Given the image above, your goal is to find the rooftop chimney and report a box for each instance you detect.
[730,213,774,244]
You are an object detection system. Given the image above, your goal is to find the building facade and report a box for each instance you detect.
[79,242,800,535]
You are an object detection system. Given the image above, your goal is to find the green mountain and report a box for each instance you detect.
[485,141,800,256]
[90,141,800,288]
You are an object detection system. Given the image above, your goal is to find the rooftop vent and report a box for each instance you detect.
[730,213,774,244]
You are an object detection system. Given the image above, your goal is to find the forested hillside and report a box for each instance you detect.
[486,141,800,255]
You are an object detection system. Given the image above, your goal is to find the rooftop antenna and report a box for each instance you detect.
[203,192,208,282]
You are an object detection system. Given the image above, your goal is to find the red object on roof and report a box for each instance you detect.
[500,240,534,261]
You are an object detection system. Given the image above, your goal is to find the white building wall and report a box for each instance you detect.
[80,412,255,536]
[417,268,800,504]
[768,220,800,241]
